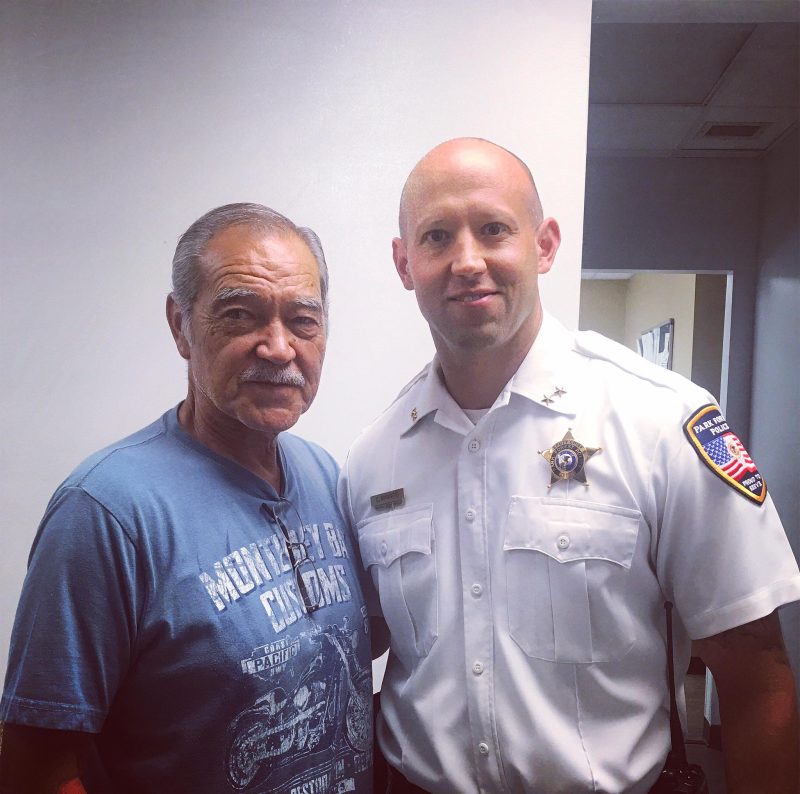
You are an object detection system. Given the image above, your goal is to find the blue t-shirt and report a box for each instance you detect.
[1,408,373,793]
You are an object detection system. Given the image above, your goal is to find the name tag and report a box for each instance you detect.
[370,488,405,512]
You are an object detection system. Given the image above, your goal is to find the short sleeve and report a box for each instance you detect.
[0,486,142,732]
[654,413,800,639]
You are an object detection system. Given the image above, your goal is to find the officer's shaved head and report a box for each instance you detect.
[398,138,544,239]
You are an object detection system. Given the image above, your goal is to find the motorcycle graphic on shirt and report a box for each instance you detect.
[225,620,371,792]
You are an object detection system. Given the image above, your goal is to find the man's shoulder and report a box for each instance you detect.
[574,329,714,412]
[59,409,184,500]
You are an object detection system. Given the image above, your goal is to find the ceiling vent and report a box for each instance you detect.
[703,122,766,138]
[679,118,781,153]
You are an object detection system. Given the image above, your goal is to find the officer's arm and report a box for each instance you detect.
[0,723,90,794]
[370,616,391,660]
[695,611,799,794]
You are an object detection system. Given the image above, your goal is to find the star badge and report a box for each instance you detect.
[539,429,601,488]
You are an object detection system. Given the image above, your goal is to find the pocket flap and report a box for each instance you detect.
[358,503,434,568]
[504,497,640,568]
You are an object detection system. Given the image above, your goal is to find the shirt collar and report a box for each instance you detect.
[507,311,581,416]
[399,359,474,436]
[398,311,581,436]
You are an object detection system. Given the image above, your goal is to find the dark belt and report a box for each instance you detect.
[386,765,432,794]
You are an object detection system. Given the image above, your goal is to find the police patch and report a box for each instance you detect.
[683,404,766,505]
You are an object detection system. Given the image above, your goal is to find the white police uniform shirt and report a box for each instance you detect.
[338,313,800,794]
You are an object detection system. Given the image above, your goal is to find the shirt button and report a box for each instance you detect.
[472,661,484,675]
[471,583,483,597]
[468,439,481,453]
[478,741,490,756]
[380,541,388,556]
[465,508,476,522]
[557,534,570,550]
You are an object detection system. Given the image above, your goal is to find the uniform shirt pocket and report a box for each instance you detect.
[504,496,641,663]
[359,503,437,665]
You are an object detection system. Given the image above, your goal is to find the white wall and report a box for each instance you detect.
[0,1,592,682]
[751,128,800,688]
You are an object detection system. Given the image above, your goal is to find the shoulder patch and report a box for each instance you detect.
[683,404,766,505]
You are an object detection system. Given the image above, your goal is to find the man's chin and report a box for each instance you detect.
[237,405,305,436]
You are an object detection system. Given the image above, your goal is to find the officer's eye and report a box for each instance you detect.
[483,222,509,237]
[421,229,449,245]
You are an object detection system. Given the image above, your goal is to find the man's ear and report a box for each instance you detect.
[166,294,191,360]
[392,237,415,291]
[535,217,561,275]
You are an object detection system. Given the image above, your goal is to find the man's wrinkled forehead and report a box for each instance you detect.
[201,226,319,285]
[398,139,540,237]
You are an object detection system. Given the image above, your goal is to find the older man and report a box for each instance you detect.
[339,139,800,793]
[0,204,375,793]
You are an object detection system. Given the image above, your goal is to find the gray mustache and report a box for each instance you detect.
[239,365,306,387]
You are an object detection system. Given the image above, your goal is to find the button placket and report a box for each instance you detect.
[458,423,502,790]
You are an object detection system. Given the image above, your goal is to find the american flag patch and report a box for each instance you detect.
[683,404,766,505]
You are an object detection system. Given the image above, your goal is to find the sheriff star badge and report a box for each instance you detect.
[539,429,601,489]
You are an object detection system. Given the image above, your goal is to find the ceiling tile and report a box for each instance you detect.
[709,23,799,107]
[588,104,704,151]
[589,23,754,104]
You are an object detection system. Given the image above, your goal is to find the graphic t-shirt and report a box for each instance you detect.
[1,407,373,793]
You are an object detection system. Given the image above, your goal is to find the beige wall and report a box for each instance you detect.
[580,273,698,380]
[578,279,628,342]
[625,274,696,379]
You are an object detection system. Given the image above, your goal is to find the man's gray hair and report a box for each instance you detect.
[171,203,329,335]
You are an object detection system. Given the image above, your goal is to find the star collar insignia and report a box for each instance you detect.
[539,429,601,488]
[540,386,568,407]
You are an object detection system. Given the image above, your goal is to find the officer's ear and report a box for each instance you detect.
[535,217,561,275]
[166,294,191,360]
[393,237,415,291]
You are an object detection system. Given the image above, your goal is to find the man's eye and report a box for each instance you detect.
[483,222,508,236]
[292,316,321,331]
[421,229,449,245]
[223,308,251,321]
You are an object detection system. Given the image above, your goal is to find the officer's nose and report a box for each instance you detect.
[450,233,487,278]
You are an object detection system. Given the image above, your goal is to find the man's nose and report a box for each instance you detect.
[254,321,296,363]
[450,233,487,277]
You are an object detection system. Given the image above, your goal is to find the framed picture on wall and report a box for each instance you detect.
[638,318,674,370]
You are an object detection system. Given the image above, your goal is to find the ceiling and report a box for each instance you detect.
[588,0,799,157]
